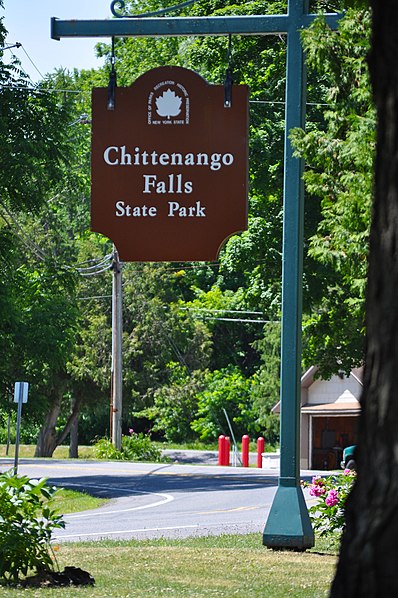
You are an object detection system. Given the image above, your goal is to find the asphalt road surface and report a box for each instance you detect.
[0,458,317,542]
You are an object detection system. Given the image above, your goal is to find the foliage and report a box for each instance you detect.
[0,410,41,445]
[135,364,204,443]
[0,471,64,582]
[251,322,281,445]
[92,432,163,463]
[291,8,374,376]
[306,470,356,536]
[0,1,376,450]
[191,367,260,441]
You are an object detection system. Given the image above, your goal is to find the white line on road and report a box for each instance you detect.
[62,482,174,518]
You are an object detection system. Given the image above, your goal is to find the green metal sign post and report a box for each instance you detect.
[51,0,341,549]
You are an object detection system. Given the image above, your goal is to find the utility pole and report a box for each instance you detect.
[111,246,123,450]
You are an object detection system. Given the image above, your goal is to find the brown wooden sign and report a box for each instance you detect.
[91,66,248,262]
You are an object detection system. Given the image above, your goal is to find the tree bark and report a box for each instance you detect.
[34,393,63,457]
[69,409,79,459]
[331,3,398,596]
[34,382,82,458]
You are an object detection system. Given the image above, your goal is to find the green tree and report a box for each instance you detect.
[251,322,281,445]
[135,363,205,442]
[291,8,374,376]
[191,367,260,441]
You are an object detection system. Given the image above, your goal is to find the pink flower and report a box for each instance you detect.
[309,476,326,496]
[129,428,134,435]
[343,468,351,476]
[309,484,326,497]
[311,475,324,486]
[325,489,339,507]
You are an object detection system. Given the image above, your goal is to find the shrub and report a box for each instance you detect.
[0,409,41,445]
[92,432,163,462]
[0,471,64,582]
[306,469,356,536]
[92,438,124,460]
[122,431,163,462]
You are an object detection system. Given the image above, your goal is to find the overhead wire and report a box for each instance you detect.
[76,254,113,272]
[180,307,266,315]
[78,294,112,300]
[195,316,271,323]
[19,44,45,80]
[79,264,112,277]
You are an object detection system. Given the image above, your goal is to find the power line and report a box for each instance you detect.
[181,307,265,315]
[79,264,112,277]
[20,44,44,80]
[78,294,112,300]
[0,84,86,95]
[76,254,112,272]
[197,316,272,323]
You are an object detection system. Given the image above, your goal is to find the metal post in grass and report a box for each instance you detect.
[13,382,29,475]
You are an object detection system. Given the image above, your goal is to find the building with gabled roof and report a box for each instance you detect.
[273,366,362,469]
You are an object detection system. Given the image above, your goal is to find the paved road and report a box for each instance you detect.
[0,458,318,543]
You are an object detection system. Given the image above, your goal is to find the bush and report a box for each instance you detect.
[92,432,163,463]
[306,469,356,536]
[122,432,163,462]
[0,409,41,445]
[92,438,124,460]
[0,471,64,582]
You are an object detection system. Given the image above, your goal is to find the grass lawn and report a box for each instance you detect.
[0,444,95,459]
[0,534,338,597]
[54,488,109,514]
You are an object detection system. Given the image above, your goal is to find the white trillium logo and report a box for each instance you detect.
[155,89,182,119]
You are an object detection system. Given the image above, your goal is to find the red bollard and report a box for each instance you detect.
[224,436,231,466]
[218,435,226,466]
[242,434,250,467]
[257,437,265,468]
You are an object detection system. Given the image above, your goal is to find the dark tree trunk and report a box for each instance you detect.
[69,397,79,459]
[34,393,63,457]
[331,3,398,596]
[35,383,82,458]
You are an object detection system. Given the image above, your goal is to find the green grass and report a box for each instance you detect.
[0,534,337,597]
[0,444,96,459]
[54,488,109,514]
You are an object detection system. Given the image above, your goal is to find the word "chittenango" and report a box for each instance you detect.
[103,146,234,171]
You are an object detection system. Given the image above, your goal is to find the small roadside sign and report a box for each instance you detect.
[13,381,29,474]
[14,381,29,404]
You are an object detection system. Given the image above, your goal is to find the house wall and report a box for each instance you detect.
[300,372,362,469]
[307,374,362,405]
[301,413,310,469]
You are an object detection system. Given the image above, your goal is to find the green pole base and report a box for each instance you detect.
[263,483,314,550]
